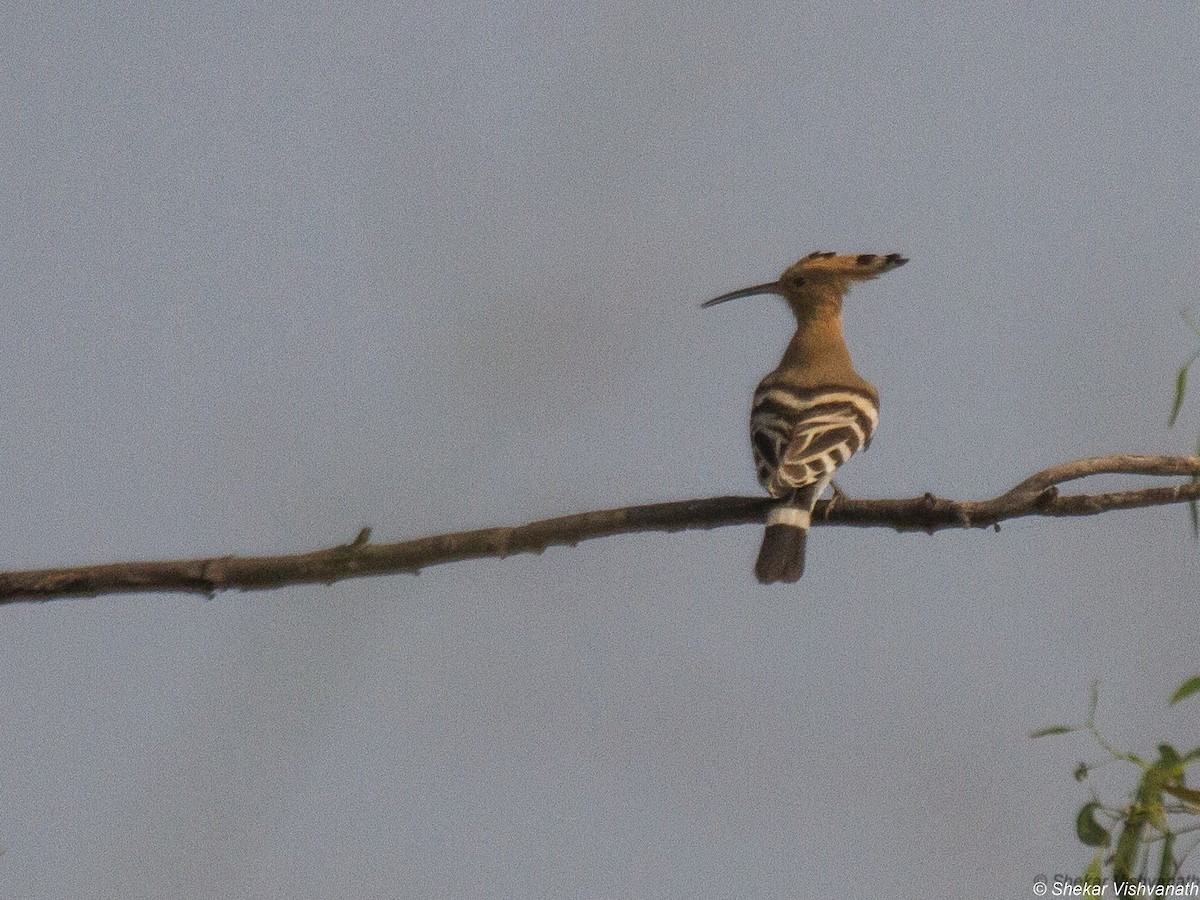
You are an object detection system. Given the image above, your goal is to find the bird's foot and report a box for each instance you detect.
[822,481,849,520]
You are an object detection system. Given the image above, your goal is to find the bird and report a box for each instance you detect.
[703,251,907,583]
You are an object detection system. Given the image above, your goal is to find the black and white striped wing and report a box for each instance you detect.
[751,389,878,499]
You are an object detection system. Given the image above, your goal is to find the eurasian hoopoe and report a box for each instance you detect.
[703,251,907,584]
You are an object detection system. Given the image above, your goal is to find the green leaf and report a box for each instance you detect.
[1111,807,1147,885]
[1159,832,1176,887]
[1082,851,1104,887]
[1076,801,1111,848]
[1163,782,1200,808]
[1145,798,1169,834]
[1169,675,1200,706]
[1169,360,1192,428]
[1030,725,1074,739]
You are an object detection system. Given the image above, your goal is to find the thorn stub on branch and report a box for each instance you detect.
[201,557,229,590]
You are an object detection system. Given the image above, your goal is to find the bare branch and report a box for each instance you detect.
[2,454,1197,605]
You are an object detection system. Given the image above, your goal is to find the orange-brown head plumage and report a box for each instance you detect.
[703,251,907,319]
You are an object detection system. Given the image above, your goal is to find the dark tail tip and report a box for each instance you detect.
[754,525,807,584]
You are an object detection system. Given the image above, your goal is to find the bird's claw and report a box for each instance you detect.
[823,481,849,520]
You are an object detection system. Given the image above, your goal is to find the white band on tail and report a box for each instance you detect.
[767,507,811,529]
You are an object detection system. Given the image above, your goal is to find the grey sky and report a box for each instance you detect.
[2,2,1197,898]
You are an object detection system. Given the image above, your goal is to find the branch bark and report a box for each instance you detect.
[2,454,1197,605]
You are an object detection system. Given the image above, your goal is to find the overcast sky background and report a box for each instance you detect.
[2,3,1198,898]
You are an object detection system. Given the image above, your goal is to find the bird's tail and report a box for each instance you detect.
[754,506,810,584]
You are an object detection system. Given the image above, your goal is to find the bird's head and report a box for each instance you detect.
[703,251,907,318]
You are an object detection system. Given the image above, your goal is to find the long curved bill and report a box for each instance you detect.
[700,281,781,308]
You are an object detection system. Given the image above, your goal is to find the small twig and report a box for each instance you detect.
[1,454,1197,605]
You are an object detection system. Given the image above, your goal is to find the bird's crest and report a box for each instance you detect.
[782,251,907,286]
